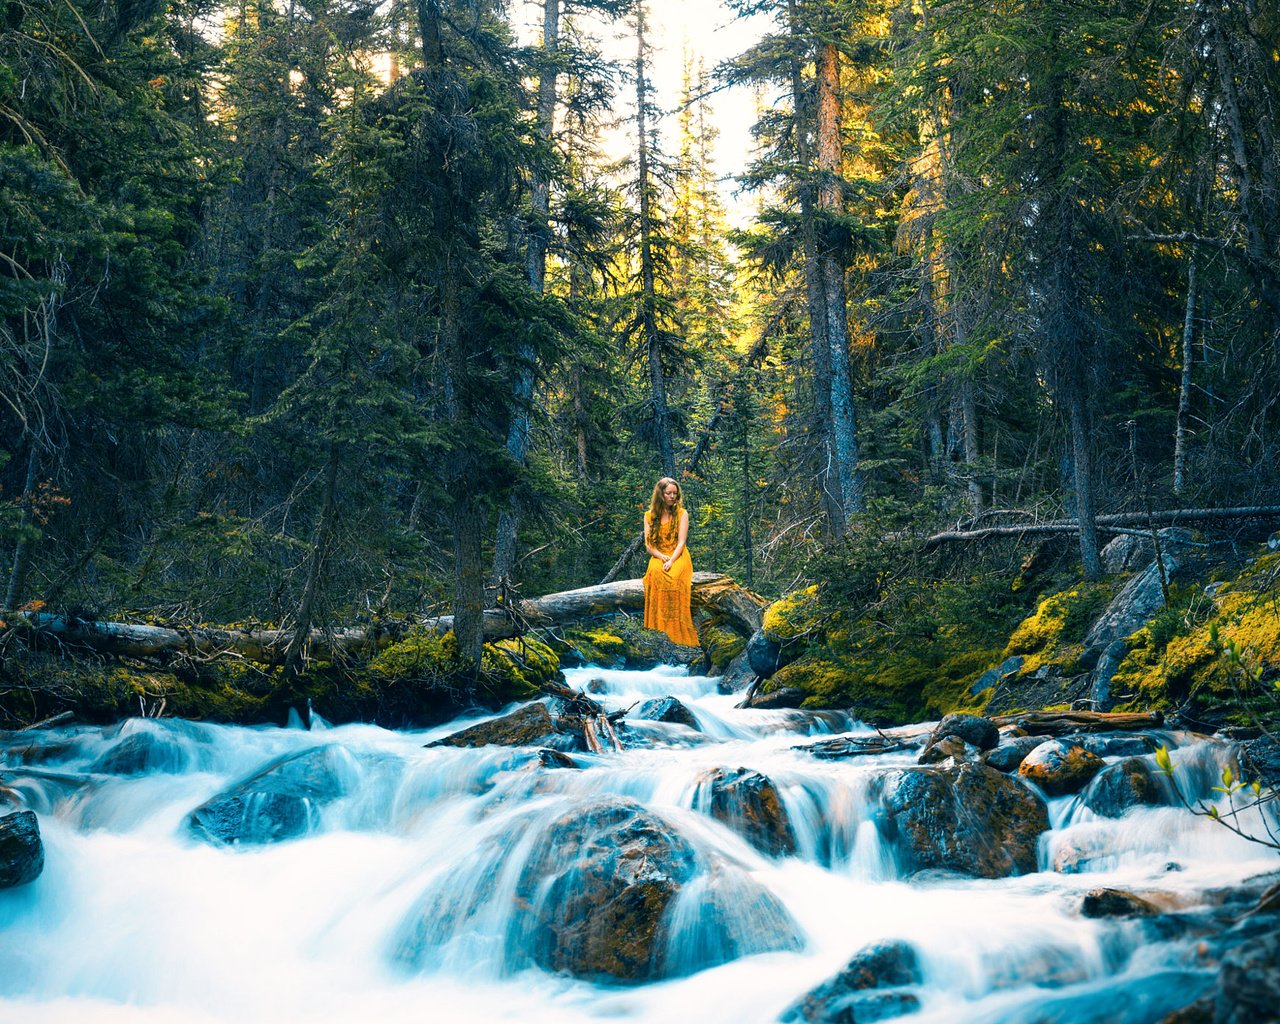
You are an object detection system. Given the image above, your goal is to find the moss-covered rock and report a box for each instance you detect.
[701,622,746,674]
[1003,583,1114,674]
[1109,549,1280,718]
[557,626,627,669]
[761,585,825,644]
[0,650,273,728]
[482,637,559,697]
[759,646,1001,727]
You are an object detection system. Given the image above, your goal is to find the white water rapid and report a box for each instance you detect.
[1,663,1275,1024]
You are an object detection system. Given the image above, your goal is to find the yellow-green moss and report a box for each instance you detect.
[560,626,627,667]
[761,585,826,644]
[1004,583,1112,673]
[370,628,462,680]
[701,623,746,673]
[1112,585,1280,712]
[482,636,559,697]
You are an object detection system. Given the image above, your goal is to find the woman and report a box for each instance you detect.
[642,477,699,648]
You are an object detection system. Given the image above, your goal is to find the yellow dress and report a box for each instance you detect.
[643,509,700,648]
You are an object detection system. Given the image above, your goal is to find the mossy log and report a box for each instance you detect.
[992,710,1165,735]
[8,573,764,666]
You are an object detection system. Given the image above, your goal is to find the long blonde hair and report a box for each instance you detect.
[646,477,682,526]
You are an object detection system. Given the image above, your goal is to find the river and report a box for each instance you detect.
[1,663,1275,1023]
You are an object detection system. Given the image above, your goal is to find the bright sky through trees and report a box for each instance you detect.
[513,0,769,224]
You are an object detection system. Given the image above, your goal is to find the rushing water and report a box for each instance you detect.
[1,663,1276,1024]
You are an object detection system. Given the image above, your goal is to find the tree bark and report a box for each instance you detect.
[1173,254,1197,496]
[492,0,561,585]
[13,573,765,661]
[815,38,865,527]
[922,505,1280,548]
[283,444,339,678]
[4,447,39,611]
[1068,388,1102,580]
[787,0,842,534]
[634,3,675,478]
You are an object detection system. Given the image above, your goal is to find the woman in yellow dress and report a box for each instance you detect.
[642,477,700,647]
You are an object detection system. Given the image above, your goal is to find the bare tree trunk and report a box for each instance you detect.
[1068,389,1102,581]
[492,0,561,585]
[4,447,39,610]
[440,263,485,674]
[787,1,841,533]
[815,39,865,526]
[634,4,675,479]
[283,444,339,678]
[960,377,983,514]
[1174,254,1197,496]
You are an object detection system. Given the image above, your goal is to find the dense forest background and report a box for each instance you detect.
[2,0,1278,677]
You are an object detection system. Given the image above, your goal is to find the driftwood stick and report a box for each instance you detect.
[17,710,75,732]
[991,710,1165,735]
[596,714,624,752]
[581,716,606,755]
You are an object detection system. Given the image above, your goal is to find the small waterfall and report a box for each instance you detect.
[2,664,1276,1023]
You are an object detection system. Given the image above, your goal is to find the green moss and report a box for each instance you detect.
[1004,583,1113,671]
[482,636,559,698]
[559,626,627,667]
[761,585,825,643]
[370,627,463,680]
[1111,552,1280,714]
[701,623,746,673]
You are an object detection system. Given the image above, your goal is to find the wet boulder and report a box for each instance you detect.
[917,734,979,766]
[878,763,1049,878]
[514,797,798,982]
[0,810,44,889]
[427,702,567,750]
[931,713,999,751]
[91,730,187,776]
[186,744,355,846]
[694,767,796,857]
[1081,888,1159,918]
[1064,732,1159,758]
[1217,924,1280,1024]
[919,714,998,764]
[1019,740,1106,796]
[782,940,922,1023]
[983,735,1048,773]
[747,629,788,678]
[717,648,757,693]
[745,685,807,710]
[635,696,699,730]
[1240,735,1280,791]
[1082,758,1165,818]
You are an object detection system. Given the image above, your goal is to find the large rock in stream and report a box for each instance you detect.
[427,701,570,750]
[396,796,803,984]
[516,798,802,981]
[1018,740,1106,796]
[0,810,44,889]
[693,767,796,857]
[1081,757,1166,817]
[878,763,1049,878]
[186,744,356,846]
[782,940,923,1024]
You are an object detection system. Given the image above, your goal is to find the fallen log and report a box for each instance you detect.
[991,710,1165,735]
[923,506,1280,550]
[8,572,766,667]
